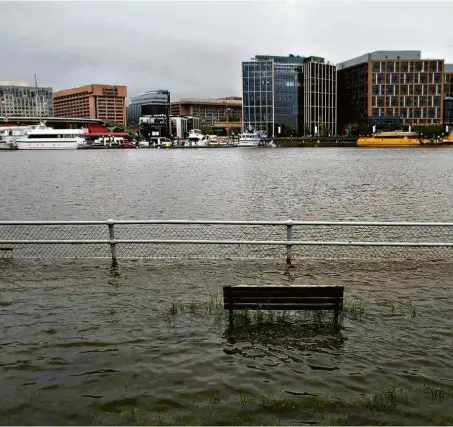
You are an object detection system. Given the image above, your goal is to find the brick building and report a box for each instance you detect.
[337,51,444,131]
[53,84,127,127]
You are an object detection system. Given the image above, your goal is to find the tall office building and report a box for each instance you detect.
[0,81,53,118]
[242,55,304,136]
[127,90,170,126]
[300,57,337,136]
[53,84,127,127]
[444,64,453,125]
[242,55,336,136]
[337,51,444,131]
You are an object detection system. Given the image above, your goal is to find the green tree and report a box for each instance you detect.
[282,124,296,137]
[319,124,329,136]
[201,126,214,135]
[303,124,311,136]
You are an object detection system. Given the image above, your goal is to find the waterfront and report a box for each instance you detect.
[2,148,453,424]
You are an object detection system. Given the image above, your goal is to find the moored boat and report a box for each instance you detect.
[184,129,208,147]
[357,131,420,147]
[237,129,261,147]
[16,123,86,150]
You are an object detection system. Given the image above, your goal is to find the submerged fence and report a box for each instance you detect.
[1,219,453,262]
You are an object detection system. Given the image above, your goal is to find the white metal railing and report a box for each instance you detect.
[1,219,453,263]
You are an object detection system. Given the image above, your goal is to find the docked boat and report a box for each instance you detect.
[237,130,261,147]
[442,131,453,145]
[184,129,208,147]
[16,123,86,150]
[0,125,31,149]
[357,131,420,147]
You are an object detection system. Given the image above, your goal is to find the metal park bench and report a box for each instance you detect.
[223,285,344,324]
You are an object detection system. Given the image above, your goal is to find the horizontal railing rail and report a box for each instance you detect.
[1,219,453,263]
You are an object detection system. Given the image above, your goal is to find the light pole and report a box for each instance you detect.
[224,100,230,139]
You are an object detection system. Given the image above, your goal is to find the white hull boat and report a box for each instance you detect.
[184,129,208,147]
[237,130,261,147]
[16,123,86,150]
[17,140,82,150]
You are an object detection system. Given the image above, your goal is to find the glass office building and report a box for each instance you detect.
[242,55,305,137]
[127,90,170,126]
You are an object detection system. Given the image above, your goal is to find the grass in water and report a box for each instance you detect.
[163,294,224,324]
[162,294,420,326]
[89,384,453,425]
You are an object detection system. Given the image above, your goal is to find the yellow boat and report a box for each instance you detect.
[357,131,420,147]
[442,132,453,144]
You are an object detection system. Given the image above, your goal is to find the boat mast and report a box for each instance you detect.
[34,74,44,123]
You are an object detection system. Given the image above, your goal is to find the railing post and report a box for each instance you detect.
[106,218,117,265]
[286,220,293,265]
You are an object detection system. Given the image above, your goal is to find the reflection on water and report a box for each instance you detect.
[1,258,453,424]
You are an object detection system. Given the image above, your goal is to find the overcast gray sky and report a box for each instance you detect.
[1,1,452,102]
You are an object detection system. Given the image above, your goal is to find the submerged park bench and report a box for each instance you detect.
[223,285,344,324]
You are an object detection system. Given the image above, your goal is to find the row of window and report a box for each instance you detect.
[372,85,441,96]
[372,96,441,107]
[371,73,443,85]
[29,134,81,139]
[371,61,442,73]
[370,107,439,119]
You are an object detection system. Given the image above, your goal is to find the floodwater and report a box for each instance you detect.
[1,148,453,424]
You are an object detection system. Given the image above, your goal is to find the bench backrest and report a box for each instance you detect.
[223,285,344,311]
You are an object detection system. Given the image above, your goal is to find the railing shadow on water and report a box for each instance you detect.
[223,313,346,355]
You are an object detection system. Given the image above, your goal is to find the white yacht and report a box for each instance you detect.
[184,129,208,147]
[237,129,261,147]
[0,125,31,149]
[16,123,87,150]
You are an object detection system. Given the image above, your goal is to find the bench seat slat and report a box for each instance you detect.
[226,303,341,311]
[223,286,344,298]
[225,296,342,304]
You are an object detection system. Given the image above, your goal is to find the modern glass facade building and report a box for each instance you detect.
[300,57,337,136]
[242,55,336,136]
[127,90,170,126]
[444,98,453,125]
[242,55,305,137]
[445,64,453,98]
[0,81,53,118]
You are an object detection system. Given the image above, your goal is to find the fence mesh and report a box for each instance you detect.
[1,222,453,261]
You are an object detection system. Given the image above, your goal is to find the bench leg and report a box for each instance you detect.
[229,307,233,328]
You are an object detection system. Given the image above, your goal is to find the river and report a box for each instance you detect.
[1,147,453,221]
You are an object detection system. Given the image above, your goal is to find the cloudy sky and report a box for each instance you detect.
[1,1,452,103]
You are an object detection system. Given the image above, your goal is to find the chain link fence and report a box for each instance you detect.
[1,220,453,261]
